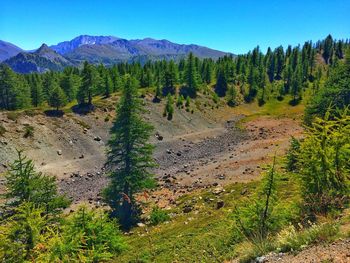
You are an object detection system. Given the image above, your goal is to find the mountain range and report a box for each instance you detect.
[0,35,231,73]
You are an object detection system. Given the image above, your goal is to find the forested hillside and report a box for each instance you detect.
[0,34,349,262]
[1,35,348,116]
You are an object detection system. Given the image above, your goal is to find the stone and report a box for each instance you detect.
[216,200,224,209]
[57,150,62,155]
[137,222,146,227]
[183,206,193,213]
[212,186,224,195]
[94,136,102,141]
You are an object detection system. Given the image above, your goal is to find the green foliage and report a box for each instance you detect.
[232,158,294,243]
[212,92,219,104]
[149,207,170,226]
[48,81,67,110]
[0,202,49,262]
[23,124,34,138]
[78,61,100,105]
[0,124,6,136]
[305,50,350,124]
[286,137,301,172]
[297,111,350,215]
[104,75,155,229]
[4,150,70,215]
[41,207,126,262]
[184,52,200,97]
[226,86,237,107]
[163,94,174,120]
[176,95,184,108]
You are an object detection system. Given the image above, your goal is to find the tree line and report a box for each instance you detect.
[0,35,349,111]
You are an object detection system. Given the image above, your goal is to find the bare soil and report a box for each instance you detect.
[0,97,303,209]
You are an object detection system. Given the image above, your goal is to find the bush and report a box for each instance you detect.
[6,112,19,121]
[23,125,34,138]
[149,207,170,226]
[285,137,301,172]
[0,124,6,136]
[297,110,350,215]
[41,207,126,262]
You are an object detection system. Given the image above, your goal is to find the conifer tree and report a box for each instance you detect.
[78,61,99,105]
[104,75,155,229]
[184,52,200,97]
[48,82,67,111]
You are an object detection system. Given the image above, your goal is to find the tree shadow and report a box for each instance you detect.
[44,110,64,117]
[179,86,196,98]
[71,103,95,115]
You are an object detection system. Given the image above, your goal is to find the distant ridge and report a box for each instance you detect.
[1,35,232,72]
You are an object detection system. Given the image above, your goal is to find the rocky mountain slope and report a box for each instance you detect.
[1,35,231,72]
[3,44,73,73]
[0,40,23,62]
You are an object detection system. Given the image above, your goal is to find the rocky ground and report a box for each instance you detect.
[0,96,303,210]
[260,239,350,263]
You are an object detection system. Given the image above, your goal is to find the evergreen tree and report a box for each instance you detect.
[104,75,155,229]
[60,72,80,102]
[48,82,67,110]
[323,34,334,64]
[226,86,237,107]
[163,60,177,95]
[104,74,113,98]
[30,74,44,107]
[78,61,100,105]
[5,150,69,214]
[215,67,228,97]
[163,94,174,120]
[184,52,200,97]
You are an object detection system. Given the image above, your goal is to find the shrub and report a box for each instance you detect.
[41,207,126,262]
[6,112,19,121]
[149,207,170,226]
[0,124,6,136]
[297,110,350,215]
[0,203,49,262]
[212,93,219,104]
[23,125,34,138]
[285,137,301,172]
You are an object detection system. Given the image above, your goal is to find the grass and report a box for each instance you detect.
[115,170,303,263]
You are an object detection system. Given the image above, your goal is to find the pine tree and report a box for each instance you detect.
[163,94,174,120]
[78,61,100,105]
[30,74,44,107]
[323,34,334,64]
[163,60,177,95]
[48,82,67,111]
[226,86,237,107]
[104,75,155,229]
[60,72,80,102]
[184,53,200,97]
[5,150,69,214]
[104,74,113,98]
[215,67,228,97]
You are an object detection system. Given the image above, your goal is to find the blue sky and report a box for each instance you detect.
[0,0,349,54]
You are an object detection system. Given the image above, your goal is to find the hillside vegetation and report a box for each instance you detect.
[0,35,349,262]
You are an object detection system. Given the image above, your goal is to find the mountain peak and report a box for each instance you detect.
[36,43,54,54]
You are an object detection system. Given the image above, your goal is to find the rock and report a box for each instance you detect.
[155,132,163,141]
[137,222,146,227]
[183,206,193,213]
[176,152,182,156]
[241,188,248,195]
[166,149,172,154]
[94,136,102,141]
[57,150,62,155]
[212,186,224,195]
[79,154,84,159]
[216,200,224,209]
[255,256,267,263]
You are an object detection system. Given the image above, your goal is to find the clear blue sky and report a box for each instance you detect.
[1,0,349,54]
